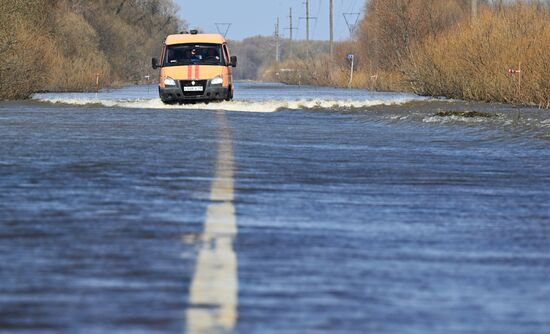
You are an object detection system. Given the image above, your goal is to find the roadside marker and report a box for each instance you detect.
[508,62,522,101]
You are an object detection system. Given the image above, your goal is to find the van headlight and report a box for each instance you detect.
[211,76,223,85]
[164,77,176,87]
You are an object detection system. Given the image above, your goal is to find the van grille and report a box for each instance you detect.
[180,80,207,97]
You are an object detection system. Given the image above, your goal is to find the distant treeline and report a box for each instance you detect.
[228,36,330,81]
[263,0,550,107]
[0,0,183,100]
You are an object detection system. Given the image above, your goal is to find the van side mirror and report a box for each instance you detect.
[230,56,237,68]
[152,58,160,69]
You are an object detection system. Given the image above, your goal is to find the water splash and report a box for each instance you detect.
[31,84,428,113]
[32,95,428,113]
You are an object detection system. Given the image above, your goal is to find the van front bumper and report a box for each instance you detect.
[159,80,229,103]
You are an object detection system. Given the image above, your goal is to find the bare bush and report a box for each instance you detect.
[266,0,549,106]
[0,0,183,99]
[405,3,550,106]
[0,0,60,99]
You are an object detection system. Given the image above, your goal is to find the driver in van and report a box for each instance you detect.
[190,48,202,62]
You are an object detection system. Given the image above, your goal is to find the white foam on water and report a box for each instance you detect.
[32,90,427,113]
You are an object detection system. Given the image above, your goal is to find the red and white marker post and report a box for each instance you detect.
[508,63,522,100]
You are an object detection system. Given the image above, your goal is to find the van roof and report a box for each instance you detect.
[165,33,226,45]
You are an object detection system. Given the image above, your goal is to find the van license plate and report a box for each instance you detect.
[184,86,203,92]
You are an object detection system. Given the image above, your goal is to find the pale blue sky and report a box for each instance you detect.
[175,0,365,41]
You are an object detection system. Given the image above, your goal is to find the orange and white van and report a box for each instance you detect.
[152,30,237,104]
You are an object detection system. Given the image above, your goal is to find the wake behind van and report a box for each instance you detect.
[152,30,237,104]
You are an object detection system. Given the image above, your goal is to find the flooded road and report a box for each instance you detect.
[1,83,549,333]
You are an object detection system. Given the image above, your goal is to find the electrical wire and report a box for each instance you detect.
[312,0,323,39]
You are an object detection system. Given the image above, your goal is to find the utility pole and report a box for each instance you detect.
[300,0,316,57]
[471,0,478,19]
[306,0,310,42]
[329,0,334,56]
[284,7,297,58]
[275,17,280,64]
[299,0,316,42]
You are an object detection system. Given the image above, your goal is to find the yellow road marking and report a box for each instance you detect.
[186,111,238,334]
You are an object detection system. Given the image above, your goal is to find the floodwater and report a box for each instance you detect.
[1,82,549,333]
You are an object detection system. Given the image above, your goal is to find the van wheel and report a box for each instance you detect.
[225,86,233,101]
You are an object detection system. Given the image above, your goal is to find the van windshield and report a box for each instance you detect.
[164,43,225,66]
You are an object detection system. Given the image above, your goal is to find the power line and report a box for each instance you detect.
[346,0,359,14]
[312,0,323,39]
